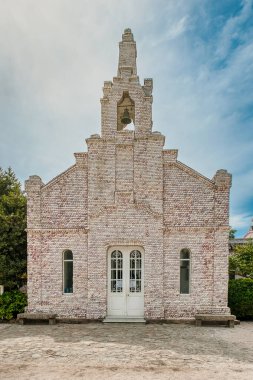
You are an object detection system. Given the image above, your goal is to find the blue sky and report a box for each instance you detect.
[0,0,252,237]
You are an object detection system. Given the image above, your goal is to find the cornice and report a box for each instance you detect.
[163,225,229,233]
[26,227,89,234]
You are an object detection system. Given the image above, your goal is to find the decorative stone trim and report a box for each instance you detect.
[105,241,144,249]
[163,225,229,233]
[163,149,178,161]
[74,152,88,167]
[90,202,162,219]
[26,228,89,233]
[42,165,77,190]
[135,203,162,219]
[164,160,214,188]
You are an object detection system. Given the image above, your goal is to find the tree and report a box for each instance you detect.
[229,228,237,239]
[0,168,27,289]
[229,240,253,278]
[228,278,253,319]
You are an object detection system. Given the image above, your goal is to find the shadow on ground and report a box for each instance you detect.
[0,322,253,364]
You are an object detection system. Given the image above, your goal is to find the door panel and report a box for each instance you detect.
[107,246,144,317]
[108,250,126,316]
[127,250,143,316]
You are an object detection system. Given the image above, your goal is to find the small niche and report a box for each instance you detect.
[117,91,135,131]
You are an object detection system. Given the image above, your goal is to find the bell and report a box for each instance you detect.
[121,108,131,125]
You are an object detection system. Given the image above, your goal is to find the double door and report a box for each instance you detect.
[107,246,144,317]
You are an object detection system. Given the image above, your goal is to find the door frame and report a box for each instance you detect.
[106,245,145,317]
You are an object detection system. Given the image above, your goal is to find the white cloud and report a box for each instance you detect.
[215,0,253,60]
[230,213,252,231]
[151,16,189,46]
[0,0,252,235]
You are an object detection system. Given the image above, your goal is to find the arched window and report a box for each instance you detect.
[180,248,190,294]
[130,250,142,293]
[63,250,73,293]
[111,250,123,292]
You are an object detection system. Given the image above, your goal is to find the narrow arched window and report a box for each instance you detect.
[63,250,73,293]
[111,250,123,292]
[180,249,190,294]
[130,250,142,293]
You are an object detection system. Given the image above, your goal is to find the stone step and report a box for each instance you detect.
[103,317,146,324]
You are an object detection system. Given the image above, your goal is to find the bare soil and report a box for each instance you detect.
[0,321,253,379]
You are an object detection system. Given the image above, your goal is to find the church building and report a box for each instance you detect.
[25,29,232,321]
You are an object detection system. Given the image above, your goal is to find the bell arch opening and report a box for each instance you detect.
[117,91,135,131]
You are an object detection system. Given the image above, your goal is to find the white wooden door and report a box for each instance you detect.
[107,246,144,317]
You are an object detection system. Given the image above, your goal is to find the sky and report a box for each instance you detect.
[0,0,252,237]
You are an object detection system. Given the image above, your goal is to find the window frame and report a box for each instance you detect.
[110,250,123,293]
[179,248,191,295]
[63,250,73,294]
[129,250,142,293]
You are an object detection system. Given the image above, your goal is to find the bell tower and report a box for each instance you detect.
[100,28,154,137]
[86,28,165,213]
[86,29,165,320]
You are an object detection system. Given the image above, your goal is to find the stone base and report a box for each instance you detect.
[103,316,146,323]
[17,313,57,325]
[195,314,236,328]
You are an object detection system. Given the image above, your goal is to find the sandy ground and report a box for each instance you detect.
[0,321,253,380]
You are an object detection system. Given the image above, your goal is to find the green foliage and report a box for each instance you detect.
[0,167,27,289]
[228,279,253,319]
[0,290,27,320]
[229,228,237,239]
[229,240,253,278]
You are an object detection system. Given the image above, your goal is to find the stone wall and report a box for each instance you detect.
[25,28,231,320]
